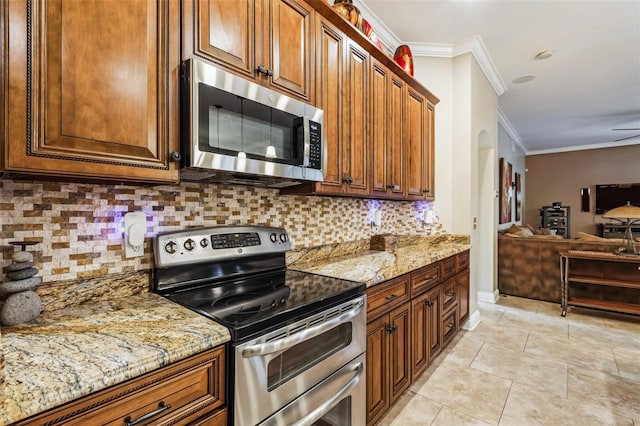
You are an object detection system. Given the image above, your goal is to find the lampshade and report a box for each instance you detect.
[602,203,640,220]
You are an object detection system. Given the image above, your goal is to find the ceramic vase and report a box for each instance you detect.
[332,0,362,30]
[393,44,414,76]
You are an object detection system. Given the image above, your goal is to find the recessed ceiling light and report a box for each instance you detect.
[535,50,554,60]
[512,75,536,84]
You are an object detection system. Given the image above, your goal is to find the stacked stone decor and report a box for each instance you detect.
[1,243,42,325]
[0,178,443,289]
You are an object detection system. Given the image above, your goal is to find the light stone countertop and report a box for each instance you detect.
[0,292,230,425]
[288,234,471,286]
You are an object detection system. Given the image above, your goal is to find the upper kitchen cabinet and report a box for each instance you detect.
[406,87,435,200]
[183,0,314,103]
[370,58,405,199]
[281,15,369,197]
[1,0,181,184]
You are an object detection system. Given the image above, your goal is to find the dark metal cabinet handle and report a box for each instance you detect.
[387,183,395,189]
[266,68,274,76]
[446,291,456,297]
[446,266,456,272]
[422,189,430,193]
[257,64,267,74]
[386,325,397,333]
[426,300,434,307]
[170,151,182,162]
[342,176,353,184]
[124,402,171,426]
[385,294,398,301]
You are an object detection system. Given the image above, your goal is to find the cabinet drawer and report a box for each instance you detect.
[457,251,470,272]
[440,256,457,282]
[441,309,458,345]
[410,264,440,297]
[366,275,410,320]
[441,279,458,314]
[17,347,225,426]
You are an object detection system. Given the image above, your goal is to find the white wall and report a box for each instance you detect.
[413,52,499,323]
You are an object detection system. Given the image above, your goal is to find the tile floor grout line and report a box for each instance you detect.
[428,403,445,426]
[497,380,514,426]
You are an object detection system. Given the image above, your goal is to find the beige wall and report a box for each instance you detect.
[525,145,640,237]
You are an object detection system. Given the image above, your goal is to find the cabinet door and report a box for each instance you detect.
[366,315,390,424]
[411,294,430,379]
[370,59,404,199]
[314,14,345,193]
[405,87,427,199]
[370,59,389,197]
[4,0,180,183]
[428,286,442,359]
[266,0,314,102]
[344,41,369,195]
[424,102,435,200]
[389,303,411,404]
[187,0,256,78]
[457,270,470,324]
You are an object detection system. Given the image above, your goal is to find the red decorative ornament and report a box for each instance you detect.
[393,44,414,76]
[361,19,383,51]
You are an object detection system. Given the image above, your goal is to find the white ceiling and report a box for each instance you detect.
[358,0,640,154]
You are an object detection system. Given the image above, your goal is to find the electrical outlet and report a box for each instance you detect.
[124,212,146,258]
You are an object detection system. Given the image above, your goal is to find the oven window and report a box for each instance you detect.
[267,322,352,391]
[313,396,352,426]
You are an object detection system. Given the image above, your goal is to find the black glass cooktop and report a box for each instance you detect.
[164,269,365,342]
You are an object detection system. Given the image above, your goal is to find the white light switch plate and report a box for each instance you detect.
[124,212,146,258]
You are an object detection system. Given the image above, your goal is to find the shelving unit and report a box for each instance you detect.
[559,250,640,316]
[598,223,640,239]
[540,206,571,238]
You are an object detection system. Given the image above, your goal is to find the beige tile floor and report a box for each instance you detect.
[377,296,640,426]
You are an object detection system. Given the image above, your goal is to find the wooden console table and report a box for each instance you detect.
[560,250,640,316]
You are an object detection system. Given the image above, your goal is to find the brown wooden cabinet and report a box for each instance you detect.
[183,0,314,102]
[365,275,411,425]
[367,251,469,423]
[14,346,226,426]
[370,58,405,199]
[404,88,435,200]
[2,0,180,184]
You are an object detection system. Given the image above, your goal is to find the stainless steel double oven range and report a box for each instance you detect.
[153,226,366,426]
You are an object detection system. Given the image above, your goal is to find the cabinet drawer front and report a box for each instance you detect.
[411,264,440,296]
[366,276,410,319]
[457,251,470,272]
[20,347,225,426]
[440,257,457,282]
[441,309,458,345]
[441,279,458,314]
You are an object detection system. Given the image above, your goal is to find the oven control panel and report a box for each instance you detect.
[154,226,291,267]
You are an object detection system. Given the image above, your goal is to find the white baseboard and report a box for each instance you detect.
[461,309,481,331]
[477,289,500,304]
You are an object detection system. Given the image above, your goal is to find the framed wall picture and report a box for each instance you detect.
[499,158,513,224]
[515,172,522,221]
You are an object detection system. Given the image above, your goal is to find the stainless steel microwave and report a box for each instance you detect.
[181,58,324,187]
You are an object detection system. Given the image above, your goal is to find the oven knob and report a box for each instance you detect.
[164,241,178,254]
[184,238,196,251]
[269,233,278,243]
[279,233,287,243]
[200,238,209,248]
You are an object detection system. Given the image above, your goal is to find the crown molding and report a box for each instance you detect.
[527,140,640,156]
[404,42,453,58]
[452,36,507,97]
[498,108,528,154]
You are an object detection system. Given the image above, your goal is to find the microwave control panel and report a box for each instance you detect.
[308,121,322,170]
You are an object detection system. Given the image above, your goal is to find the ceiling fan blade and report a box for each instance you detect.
[614,134,640,142]
[612,128,640,131]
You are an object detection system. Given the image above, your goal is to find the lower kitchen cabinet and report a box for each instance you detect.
[366,250,470,425]
[13,346,226,426]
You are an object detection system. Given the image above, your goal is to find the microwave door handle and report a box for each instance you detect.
[241,298,364,358]
[302,116,310,167]
[293,361,363,426]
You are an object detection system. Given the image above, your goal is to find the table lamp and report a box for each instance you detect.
[602,202,640,255]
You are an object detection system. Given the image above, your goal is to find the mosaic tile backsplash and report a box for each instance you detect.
[0,178,444,284]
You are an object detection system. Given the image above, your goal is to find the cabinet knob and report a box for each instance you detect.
[170,151,182,162]
[257,64,267,74]
[266,68,274,77]
[386,325,397,333]
[422,189,430,193]
[384,294,398,301]
[342,176,353,184]
[387,183,395,189]
[426,300,434,307]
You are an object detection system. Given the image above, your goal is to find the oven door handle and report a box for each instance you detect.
[241,298,364,358]
[293,361,363,426]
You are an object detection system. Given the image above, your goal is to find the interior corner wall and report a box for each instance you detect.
[525,144,640,237]
[413,56,454,233]
[497,124,526,231]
